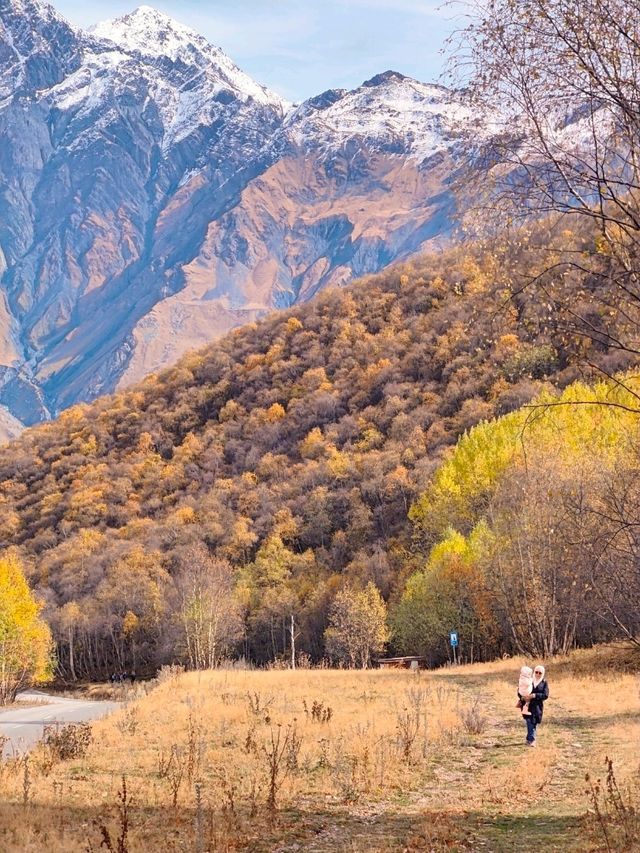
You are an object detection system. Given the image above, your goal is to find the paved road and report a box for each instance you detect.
[0,691,119,757]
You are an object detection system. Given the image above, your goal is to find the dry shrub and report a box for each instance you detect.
[303,698,333,723]
[396,708,420,762]
[155,664,185,684]
[262,721,301,813]
[90,775,131,853]
[586,757,640,852]
[246,691,274,721]
[115,706,140,736]
[43,723,93,761]
[459,698,489,735]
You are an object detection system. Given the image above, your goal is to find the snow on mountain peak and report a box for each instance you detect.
[90,5,210,62]
[1,0,78,39]
[362,70,409,88]
[4,0,65,20]
[285,73,482,164]
[0,0,81,99]
[89,5,287,112]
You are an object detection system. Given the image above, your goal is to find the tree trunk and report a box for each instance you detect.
[290,614,296,670]
[68,626,77,682]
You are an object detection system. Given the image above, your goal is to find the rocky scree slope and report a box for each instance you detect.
[0,0,487,439]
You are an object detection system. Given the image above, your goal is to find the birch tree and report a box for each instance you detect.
[177,545,243,669]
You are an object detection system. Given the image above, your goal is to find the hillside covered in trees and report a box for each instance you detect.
[0,226,636,677]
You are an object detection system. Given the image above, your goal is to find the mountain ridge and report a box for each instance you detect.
[0,0,485,439]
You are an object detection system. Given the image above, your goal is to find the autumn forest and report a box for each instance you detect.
[1,218,639,682]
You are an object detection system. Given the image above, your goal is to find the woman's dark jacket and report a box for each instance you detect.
[528,679,549,724]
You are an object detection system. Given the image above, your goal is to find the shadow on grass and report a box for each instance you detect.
[555,709,638,730]
[1,802,427,853]
[480,738,530,749]
[0,799,591,853]
[2,801,313,853]
[466,810,587,851]
[277,804,588,852]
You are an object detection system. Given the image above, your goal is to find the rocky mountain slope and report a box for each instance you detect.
[0,0,487,438]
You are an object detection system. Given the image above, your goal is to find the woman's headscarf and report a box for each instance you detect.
[533,664,545,687]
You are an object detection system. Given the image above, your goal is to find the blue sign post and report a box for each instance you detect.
[449,631,459,664]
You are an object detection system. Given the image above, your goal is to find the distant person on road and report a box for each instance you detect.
[522,664,549,746]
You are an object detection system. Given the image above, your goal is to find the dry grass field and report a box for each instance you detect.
[0,645,638,852]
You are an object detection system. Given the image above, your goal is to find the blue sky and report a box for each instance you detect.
[54,0,461,102]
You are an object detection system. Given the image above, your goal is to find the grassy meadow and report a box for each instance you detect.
[0,646,638,852]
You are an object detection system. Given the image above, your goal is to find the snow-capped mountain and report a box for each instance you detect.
[0,0,82,97]
[86,6,287,152]
[0,1,486,438]
[283,72,481,162]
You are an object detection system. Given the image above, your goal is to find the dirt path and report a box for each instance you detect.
[465,694,593,851]
[275,677,606,852]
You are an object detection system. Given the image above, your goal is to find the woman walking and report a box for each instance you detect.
[523,664,549,746]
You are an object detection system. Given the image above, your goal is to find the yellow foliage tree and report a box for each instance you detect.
[404,375,640,658]
[393,525,497,663]
[0,553,53,704]
[265,402,286,422]
[324,583,390,668]
[299,427,329,460]
[410,377,640,539]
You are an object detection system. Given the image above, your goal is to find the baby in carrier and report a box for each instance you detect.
[516,665,533,715]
